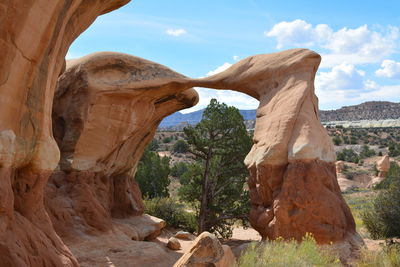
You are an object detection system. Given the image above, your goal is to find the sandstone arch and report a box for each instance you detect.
[49,50,362,254]
[0,0,362,265]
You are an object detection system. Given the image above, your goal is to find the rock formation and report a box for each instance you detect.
[61,49,360,251]
[0,1,130,266]
[0,1,362,263]
[376,155,390,178]
[174,232,236,267]
[193,49,360,249]
[45,52,198,239]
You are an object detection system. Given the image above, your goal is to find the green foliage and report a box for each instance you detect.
[359,145,376,159]
[357,243,400,267]
[148,139,159,151]
[336,148,360,163]
[332,136,342,146]
[135,148,170,199]
[162,136,172,143]
[361,169,400,239]
[172,139,189,153]
[170,162,189,179]
[143,197,197,233]
[237,235,341,267]
[179,98,252,238]
[388,142,400,157]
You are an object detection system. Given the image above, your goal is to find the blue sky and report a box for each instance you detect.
[68,0,400,112]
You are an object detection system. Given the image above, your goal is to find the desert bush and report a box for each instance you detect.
[162,136,172,143]
[361,175,400,239]
[356,242,400,267]
[337,148,359,163]
[170,162,189,179]
[237,234,340,267]
[359,145,376,159]
[148,139,159,151]
[172,139,189,153]
[135,148,170,198]
[143,197,197,233]
[375,161,400,190]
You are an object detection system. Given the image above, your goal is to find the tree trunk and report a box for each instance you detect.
[198,149,212,233]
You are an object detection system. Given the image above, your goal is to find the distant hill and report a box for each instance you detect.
[159,109,257,128]
[159,101,400,130]
[319,101,400,122]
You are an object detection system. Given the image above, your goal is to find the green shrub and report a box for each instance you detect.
[143,197,197,233]
[336,148,359,163]
[172,139,189,153]
[162,136,172,143]
[375,161,400,190]
[237,234,340,267]
[362,178,400,239]
[359,145,376,159]
[135,148,170,199]
[170,162,189,179]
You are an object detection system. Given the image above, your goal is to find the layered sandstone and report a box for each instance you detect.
[0,1,130,266]
[46,52,198,238]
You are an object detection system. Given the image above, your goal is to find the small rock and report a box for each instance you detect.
[174,231,192,240]
[167,237,181,250]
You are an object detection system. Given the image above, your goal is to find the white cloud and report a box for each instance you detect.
[265,20,399,67]
[206,62,232,76]
[265,19,332,49]
[233,55,240,61]
[375,59,400,79]
[316,63,367,92]
[315,63,400,109]
[166,28,187,36]
[181,87,259,113]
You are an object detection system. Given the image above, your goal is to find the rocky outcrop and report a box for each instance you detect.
[0,1,130,266]
[46,52,198,238]
[174,232,236,267]
[376,155,390,178]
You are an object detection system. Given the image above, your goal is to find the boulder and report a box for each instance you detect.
[167,237,182,250]
[175,231,194,240]
[377,155,390,177]
[336,161,345,173]
[174,232,235,267]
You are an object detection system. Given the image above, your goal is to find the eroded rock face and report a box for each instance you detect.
[46,52,198,238]
[0,1,130,266]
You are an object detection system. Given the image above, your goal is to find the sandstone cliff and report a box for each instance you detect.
[0,1,130,266]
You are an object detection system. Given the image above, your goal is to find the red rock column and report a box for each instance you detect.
[0,1,130,266]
